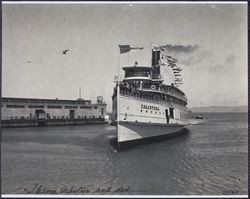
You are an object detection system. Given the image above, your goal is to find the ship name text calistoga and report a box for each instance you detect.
[141,104,160,111]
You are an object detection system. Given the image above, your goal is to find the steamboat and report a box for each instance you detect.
[111,45,190,149]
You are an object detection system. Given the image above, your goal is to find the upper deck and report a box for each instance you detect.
[117,62,187,106]
[122,66,152,81]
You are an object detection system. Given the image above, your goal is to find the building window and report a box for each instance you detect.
[61,100,76,105]
[127,107,129,110]
[146,110,148,113]
[94,106,98,109]
[29,99,45,104]
[64,106,78,109]
[8,98,27,103]
[80,106,92,109]
[47,105,62,109]
[28,105,45,108]
[6,104,25,108]
[141,110,142,112]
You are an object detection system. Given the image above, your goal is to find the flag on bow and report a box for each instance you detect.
[119,45,144,54]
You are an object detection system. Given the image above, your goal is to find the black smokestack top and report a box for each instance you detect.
[152,50,160,66]
[162,44,199,54]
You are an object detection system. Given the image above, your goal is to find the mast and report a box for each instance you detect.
[79,87,81,99]
[117,46,120,149]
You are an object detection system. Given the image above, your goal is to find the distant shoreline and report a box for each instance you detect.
[189,106,247,113]
[190,111,247,113]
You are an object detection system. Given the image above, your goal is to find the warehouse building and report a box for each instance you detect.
[1,96,106,121]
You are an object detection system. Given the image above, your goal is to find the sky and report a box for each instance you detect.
[2,2,248,112]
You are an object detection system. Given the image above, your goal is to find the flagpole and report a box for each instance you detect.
[118,46,120,78]
[127,52,129,66]
[117,45,120,148]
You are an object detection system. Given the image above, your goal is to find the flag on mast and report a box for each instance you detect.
[119,45,144,54]
[173,67,183,71]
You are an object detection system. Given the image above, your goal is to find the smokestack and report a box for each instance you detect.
[152,50,160,66]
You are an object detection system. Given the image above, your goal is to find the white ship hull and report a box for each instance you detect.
[117,122,186,148]
[112,93,190,149]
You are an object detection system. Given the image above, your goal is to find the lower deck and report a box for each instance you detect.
[112,94,190,126]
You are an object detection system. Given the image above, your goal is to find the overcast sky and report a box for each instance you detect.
[2,2,247,111]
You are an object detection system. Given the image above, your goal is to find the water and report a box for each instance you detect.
[1,112,248,195]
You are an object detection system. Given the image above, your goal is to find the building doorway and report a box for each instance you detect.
[69,110,75,119]
[35,109,46,119]
[35,109,46,126]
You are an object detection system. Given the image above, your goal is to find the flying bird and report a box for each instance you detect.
[63,49,69,55]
